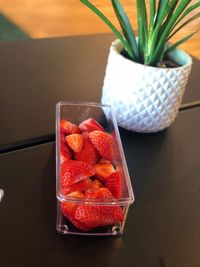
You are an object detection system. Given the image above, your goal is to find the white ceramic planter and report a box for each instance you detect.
[101,39,192,133]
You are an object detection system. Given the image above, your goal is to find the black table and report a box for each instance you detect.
[0,33,200,152]
[0,34,200,267]
[0,107,200,267]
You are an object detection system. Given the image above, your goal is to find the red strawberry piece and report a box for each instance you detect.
[66,134,84,153]
[74,134,100,165]
[60,191,91,231]
[61,160,95,188]
[75,204,124,229]
[75,187,124,229]
[105,172,121,199]
[70,217,92,232]
[60,145,71,163]
[62,178,92,195]
[60,151,69,164]
[86,187,115,200]
[89,131,113,160]
[111,132,121,163]
[60,133,72,163]
[89,179,103,192]
[79,118,105,133]
[60,127,67,135]
[98,158,112,164]
[85,179,103,197]
[60,191,84,218]
[60,119,80,135]
[93,187,114,199]
[94,163,115,183]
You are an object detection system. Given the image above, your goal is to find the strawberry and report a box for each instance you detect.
[89,131,113,160]
[60,127,67,135]
[75,203,124,229]
[62,178,92,195]
[70,218,92,232]
[60,191,84,218]
[74,134,100,165]
[93,187,114,199]
[61,160,95,187]
[66,134,84,153]
[85,179,103,197]
[79,118,104,133]
[75,187,124,228]
[94,163,115,183]
[60,133,72,163]
[60,191,91,231]
[89,179,103,192]
[98,158,112,164]
[86,187,116,200]
[111,133,121,163]
[105,172,121,199]
[60,119,80,135]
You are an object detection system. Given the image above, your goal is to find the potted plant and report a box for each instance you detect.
[80,0,200,132]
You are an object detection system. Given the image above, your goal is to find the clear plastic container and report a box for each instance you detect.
[56,101,134,236]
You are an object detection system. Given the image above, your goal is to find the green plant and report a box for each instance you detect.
[80,0,200,66]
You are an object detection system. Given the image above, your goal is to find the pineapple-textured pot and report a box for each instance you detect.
[101,39,192,133]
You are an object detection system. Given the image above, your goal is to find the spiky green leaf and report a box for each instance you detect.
[168,13,200,39]
[150,0,192,65]
[165,30,199,54]
[169,2,200,34]
[111,0,140,61]
[136,0,148,63]
[149,0,156,35]
[80,0,134,59]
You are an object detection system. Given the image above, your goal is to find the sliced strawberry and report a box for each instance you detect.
[75,204,124,229]
[70,217,92,232]
[98,158,112,164]
[111,132,121,163]
[89,131,113,160]
[60,133,72,163]
[60,119,80,135]
[74,134,100,165]
[60,191,84,218]
[66,134,84,153]
[75,187,124,228]
[85,179,103,197]
[61,160,95,188]
[60,191,91,231]
[79,118,105,133]
[60,145,71,163]
[105,172,121,199]
[60,150,69,164]
[94,163,115,183]
[93,187,114,199]
[62,178,92,195]
[86,187,115,200]
[60,127,67,135]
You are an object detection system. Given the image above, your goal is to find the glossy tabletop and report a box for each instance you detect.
[0,33,200,152]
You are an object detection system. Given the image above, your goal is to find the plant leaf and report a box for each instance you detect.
[168,13,200,39]
[150,0,192,65]
[149,0,156,35]
[169,2,200,34]
[160,0,179,33]
[136,0,148,63]
[147,0,178,64]
[111,0,140,61]
[154,0,169,26]
[165,30,199,54]
[80,0,134,59]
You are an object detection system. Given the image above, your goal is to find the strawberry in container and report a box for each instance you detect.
[56,102,134,236]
